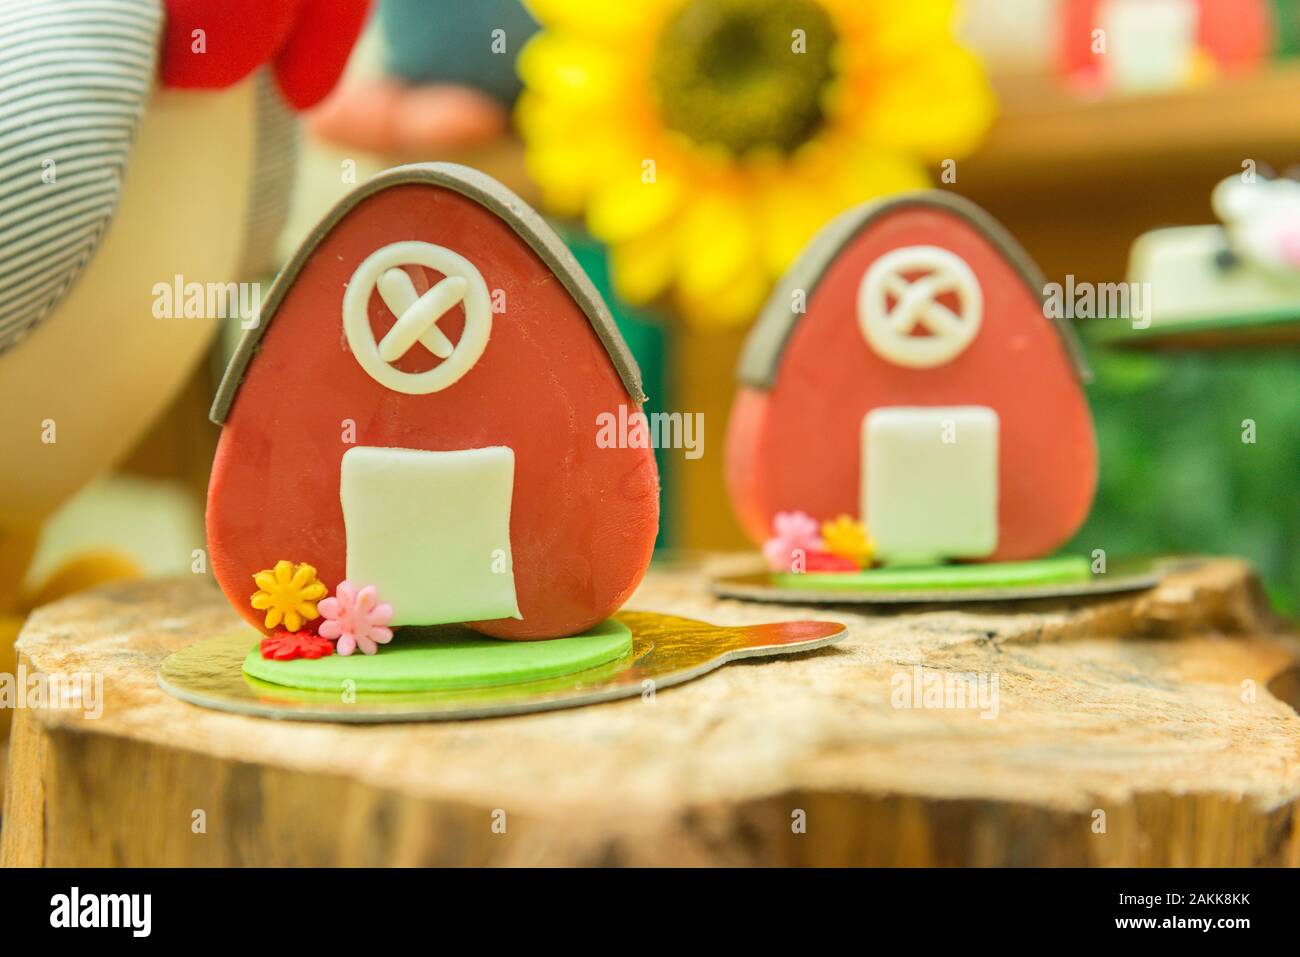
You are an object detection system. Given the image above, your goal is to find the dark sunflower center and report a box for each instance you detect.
[652,0,837,154]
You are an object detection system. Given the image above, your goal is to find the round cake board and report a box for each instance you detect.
[711,555,1186,605]
[158,610,848,723]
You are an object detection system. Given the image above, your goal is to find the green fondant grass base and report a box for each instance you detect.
[773,555,1091,591]
[243,619,633,692]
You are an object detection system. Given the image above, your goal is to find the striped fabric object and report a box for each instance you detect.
[0,0,161,356]
[237,69,298,279]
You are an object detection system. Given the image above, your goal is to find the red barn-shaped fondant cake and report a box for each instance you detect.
[208,164,658,641]
[726,193,1097,566]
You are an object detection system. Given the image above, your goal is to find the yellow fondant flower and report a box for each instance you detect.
[250,560,327,632]
[517,0,995,327]
[821,515,874,567]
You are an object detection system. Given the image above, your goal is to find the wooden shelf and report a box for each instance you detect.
[949,66,1300,285]
[972,65,1300,182]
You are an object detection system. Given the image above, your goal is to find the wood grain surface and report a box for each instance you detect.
[2,557,1297,866]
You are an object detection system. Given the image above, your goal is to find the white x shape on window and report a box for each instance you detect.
[857,245,983,369]
[878,273,965,338]
[342,241,494,395]
[375,268,464,362]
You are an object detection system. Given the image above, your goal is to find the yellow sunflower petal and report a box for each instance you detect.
[283,610,302,633]
[297,600,320,621]
[516,93,639,216]
[517,0,994,330]
[516,33,625,110]
[299,582,327,602]
[250,592,274,610]
[863,47,997,160]
[828,0,960,65]
[273,560,294,584]
[587,170,682,246]
[677,266,771,329]
[674,193,759,301]
[828,146,931,206]
[524,0,671,38]
[520,144,594,216]
[755,173,846,276]
[264,607,283,629]
[253,570,277,592]
[609,226,678,304]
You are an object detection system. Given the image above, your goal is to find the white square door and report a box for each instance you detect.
[862,407,999,565]
[339,445,520,626]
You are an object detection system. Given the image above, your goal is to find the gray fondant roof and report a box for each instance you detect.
[736,191,1091,390]
[211,162,645,424]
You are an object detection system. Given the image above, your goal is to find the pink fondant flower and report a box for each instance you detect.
[317,581,394,656]
[762,511,825,572]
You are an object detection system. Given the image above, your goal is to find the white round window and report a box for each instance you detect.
[856,245,983,368]
[342,240,493,394]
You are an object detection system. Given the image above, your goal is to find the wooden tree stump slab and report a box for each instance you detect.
[3,557,1298,866]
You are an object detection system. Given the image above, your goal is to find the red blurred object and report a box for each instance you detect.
[1059,0,1272,84]
[309,80,508,153]
[1196,0,1272,68]
[160,0,371,110]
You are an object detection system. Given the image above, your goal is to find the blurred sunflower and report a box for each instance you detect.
[517,0,996,328]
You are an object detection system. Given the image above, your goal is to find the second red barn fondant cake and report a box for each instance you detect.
[208,164,658,646]
[726,192,1098,572]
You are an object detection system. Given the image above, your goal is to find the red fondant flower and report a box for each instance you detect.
[160,0,371,110]
[260,630,335,661]
[803,551,860,573]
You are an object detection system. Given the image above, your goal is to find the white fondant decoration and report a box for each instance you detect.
[342,240,493,394]
[862,406,998,564]
[857,245,983,368]
[1211,175,1300,280]
[377,268,460,360]
[1098,0,1196,94]
[1128,225,1300,324]
[340,445,521,626]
